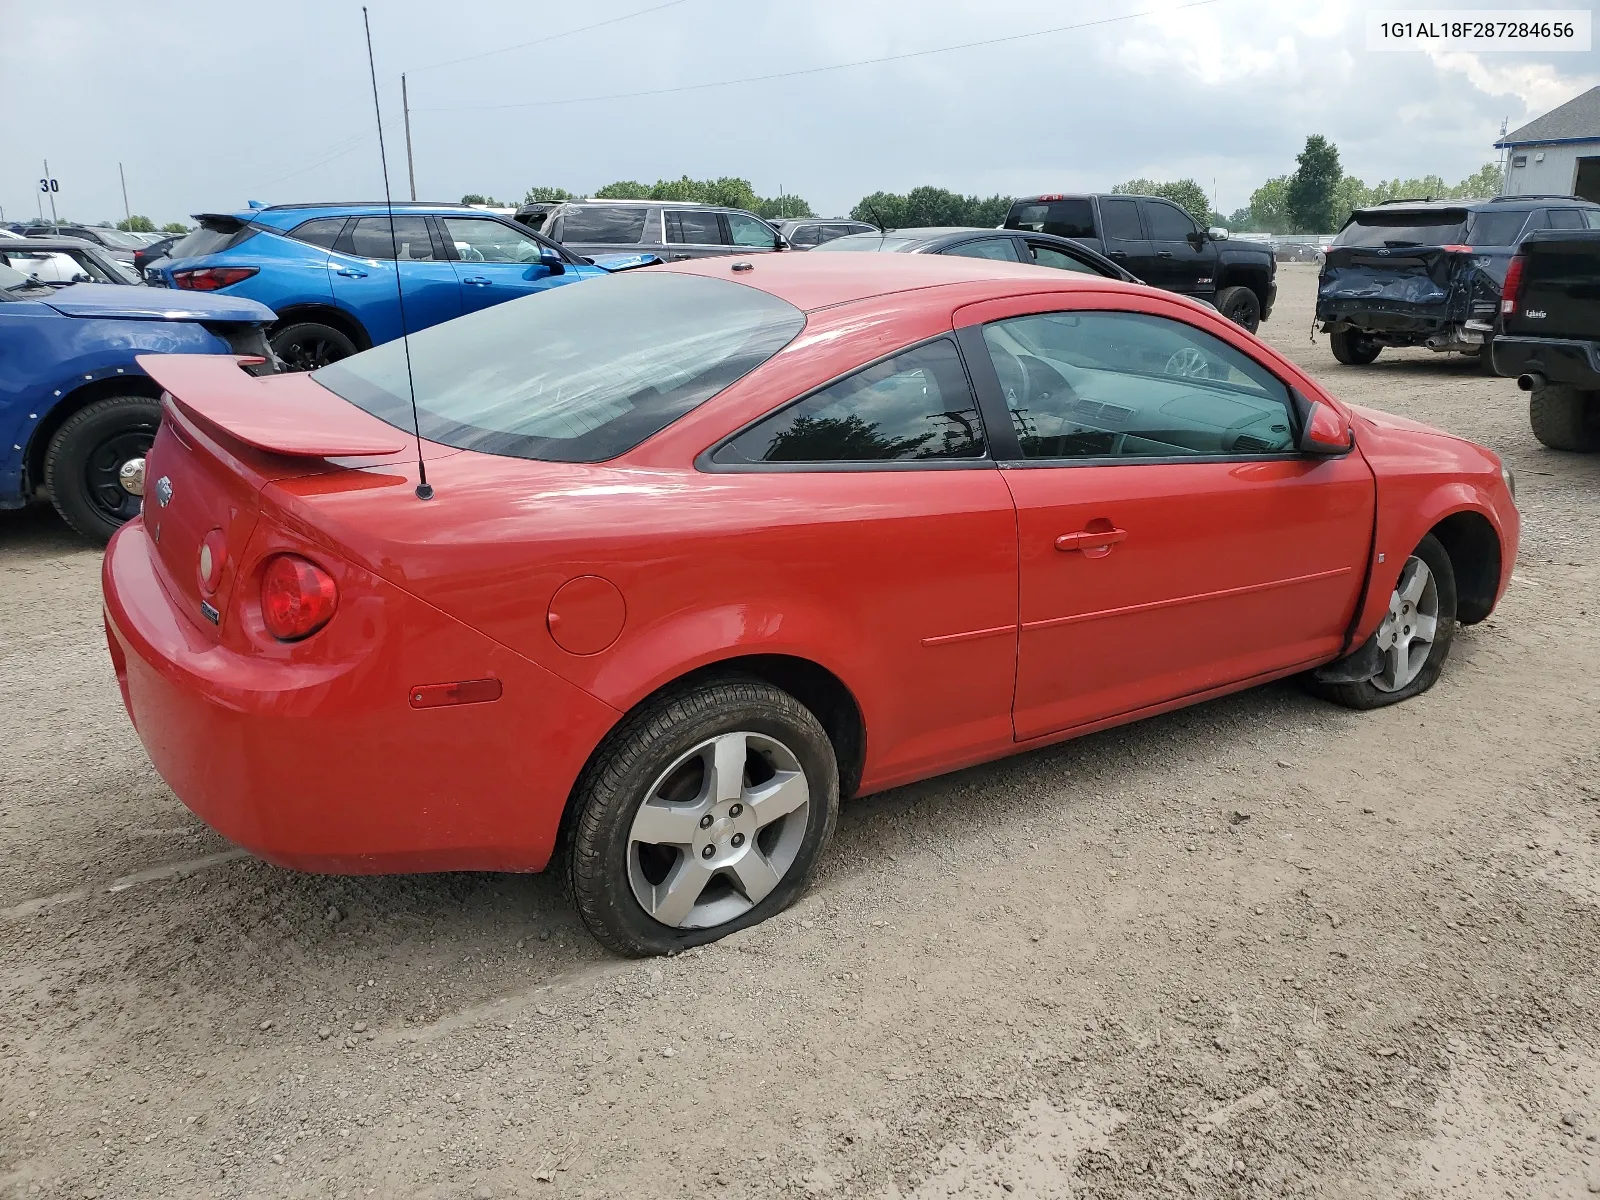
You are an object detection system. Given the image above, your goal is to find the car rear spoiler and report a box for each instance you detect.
[136,354,408,458]
[190,213,253,234]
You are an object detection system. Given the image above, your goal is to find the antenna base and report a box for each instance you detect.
[415,483,435,501]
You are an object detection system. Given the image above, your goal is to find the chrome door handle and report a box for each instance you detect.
[334,267,368,278]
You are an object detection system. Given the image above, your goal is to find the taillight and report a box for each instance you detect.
[261,555,337,641]
[1439,244,1474,253]
[172,266,259,291]
[1500,255,1526,316]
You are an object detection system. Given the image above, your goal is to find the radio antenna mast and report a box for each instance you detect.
[362,6,432,500]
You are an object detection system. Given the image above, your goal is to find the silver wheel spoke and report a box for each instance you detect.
[710,733,748,804]
[1399,560,1429,606]
[630,801,705,847]
[650,856,714,927]
[745,770,807,828]
[1411,613,1437,643]
[729,848,782,904]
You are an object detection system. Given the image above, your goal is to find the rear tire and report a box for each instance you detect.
[1529,384,1600,451]
[1216,285,1261,333]
[270,321,358,372]
[1330,328,1381,365]
[567,678,840,956]
[1312,533,1456,710]
[44,394,162,543]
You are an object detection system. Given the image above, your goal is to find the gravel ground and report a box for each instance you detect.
[2,264,1598,1200]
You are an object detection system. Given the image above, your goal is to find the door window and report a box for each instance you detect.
[715,339,985,464]
[828,223,871,240]
[348,216,437,260]
[290,217,348,249]
[943,237,1020,262]
[727,212,777,248]
[789,225,821,248]
[982,311,1294,459]
[1466,210,1530,247]
[1099,199,1144,241]
[1546,208,1585,230]
[664,209,726,245]
[1144,202,1198,240]
[1029,242,1104,274]
[441,218,546,263]
[1587,210,1600,230]
[560,205,648,243]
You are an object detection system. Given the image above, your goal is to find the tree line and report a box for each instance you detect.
[465,136,1507,237]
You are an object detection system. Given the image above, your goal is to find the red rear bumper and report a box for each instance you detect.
[102,520,621,874]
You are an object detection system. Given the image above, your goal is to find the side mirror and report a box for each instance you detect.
[1297,396,1354,456]
[774,232,789,251]
[1208,226,1229,241]
[538,245,565,277]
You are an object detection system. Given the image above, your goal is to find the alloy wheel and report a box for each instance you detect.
[627,731,811,930]
[1164,347,1210,377]
[1372,555,1439,692]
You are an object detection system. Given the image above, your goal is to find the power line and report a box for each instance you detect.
[418,0,1226,113]
[407,0,694,74]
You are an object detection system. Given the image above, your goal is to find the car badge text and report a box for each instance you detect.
[155,476,173,507]
[1524,309,1547,319]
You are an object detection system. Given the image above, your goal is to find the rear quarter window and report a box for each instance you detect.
[1467,210,1530,247]
[170,224,257,258]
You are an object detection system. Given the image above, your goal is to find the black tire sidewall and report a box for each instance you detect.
[568,679,840,956]
[1330,328,1380,365]
[44,395,162,543]
[270,322,358,372]
[1217,286,1261,332]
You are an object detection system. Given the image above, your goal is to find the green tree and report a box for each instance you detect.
[523,186,574,204]
[1453,162,1504,199]
[1111,178,1212,224]
[766,414,932,461]
[848,187,1013,230]
[459,193,502,206]
[1330,175,1371,228]
[593,180,650,199]
[1247,175,1293,233]
[160,222,189,234]
[1286,135,1343,232]
[756,194,815,219]
[116,215,156,233]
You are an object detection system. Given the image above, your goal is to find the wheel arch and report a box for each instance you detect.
[24,372,164,499]
[1217,260,1272,306]
[269,303,372,351]
[1428,508,1502,625]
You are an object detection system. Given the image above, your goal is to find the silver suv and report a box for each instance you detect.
[526,200,785,262]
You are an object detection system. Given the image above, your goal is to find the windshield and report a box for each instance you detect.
[314,272,805,463]
[1333,209,1469,248]
[0,262,42,293]
[812,235,919,252]
[92,228,147,249]
[0,245,126,285]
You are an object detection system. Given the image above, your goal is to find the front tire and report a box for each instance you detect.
[567,678,840,956]
[1216,285,1261,333]
[1330,327,1382,365]
[1529,384,1600,451]
[270,321,358,372]
[44,394,162,543]
[1313,533,1457,710]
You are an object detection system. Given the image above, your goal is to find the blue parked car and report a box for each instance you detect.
[153,202,626,370]
[0,262,276,541]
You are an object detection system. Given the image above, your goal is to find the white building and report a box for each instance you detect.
[1496,86,1600,202]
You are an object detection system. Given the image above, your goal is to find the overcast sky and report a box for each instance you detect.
[3,0,1596,226]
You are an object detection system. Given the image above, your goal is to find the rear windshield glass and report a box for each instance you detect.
[1005,199,1095,239]
[92,227,147,249]
[1466,210,1530,247]
[560,205,649,243]
[1333,210,1468,248]
[314,272,805,463]
[812,235,918,252]
[170,223,254,259]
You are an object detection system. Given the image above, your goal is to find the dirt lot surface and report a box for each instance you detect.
[3,264,1599,1200]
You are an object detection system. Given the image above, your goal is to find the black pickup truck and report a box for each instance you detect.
[1492,228,1600,450]
[1004,194,1276,331]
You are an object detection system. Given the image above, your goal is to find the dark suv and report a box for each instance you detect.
[1004,193,1276,330]
[1317,195,1600,366]
[772,218,877,249]
[528,200,785,261]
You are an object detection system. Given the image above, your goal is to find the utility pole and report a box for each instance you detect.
[402,74,417,201]
[1498,117,1511,195]
[119,162,131,224]
[43,160,59,228]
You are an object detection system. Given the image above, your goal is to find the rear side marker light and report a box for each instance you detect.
[172,266,259,291]
[409,679,504,709]
[261,554,337,641]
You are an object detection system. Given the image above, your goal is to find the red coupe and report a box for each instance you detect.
[102,254,1519,955]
